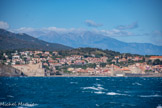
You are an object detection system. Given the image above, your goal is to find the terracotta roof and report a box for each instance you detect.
[150,56,162,59]
[121,67,130,71]
[48,60,55,63]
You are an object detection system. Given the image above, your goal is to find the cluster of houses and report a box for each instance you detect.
[67,62,162,76]
[1,50,162,76]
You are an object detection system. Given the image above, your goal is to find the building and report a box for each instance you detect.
[149,56,162,61]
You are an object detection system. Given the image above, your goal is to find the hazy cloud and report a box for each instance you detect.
[153,30,162,36]
[15,27,35,32]
[85,20,103,27]
[11,26,162,46]
[116,22,138,30]
[42,27,86,33]
[94,29,133,37]
[141,30,162,46]
[0,21,9,29]
[150,30,162,45]
[14,26,133,37]
[13,27,87,35]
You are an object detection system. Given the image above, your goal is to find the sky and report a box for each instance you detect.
[0,0,162,45]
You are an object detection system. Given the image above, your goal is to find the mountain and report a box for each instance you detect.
[0,29,72,51]
[36,31,162,55]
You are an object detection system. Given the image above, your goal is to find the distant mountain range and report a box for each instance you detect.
[33,31,162,55]
[1,29,162,55]
[0,29,72,51]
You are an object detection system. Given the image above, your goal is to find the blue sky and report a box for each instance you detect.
[0,0,162,45]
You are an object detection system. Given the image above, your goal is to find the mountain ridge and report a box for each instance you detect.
[1,29,162,55]
[0,29,72,51]
[35,31,162,55]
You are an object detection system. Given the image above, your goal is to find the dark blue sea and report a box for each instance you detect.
[0,77,162,108]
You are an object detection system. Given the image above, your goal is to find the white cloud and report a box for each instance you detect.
[93,29,133,37]
[116,22,138,30]
[85,20,103,27]
[13,26,133,37]
[149,30,162,46]
[153,30,162,36]
[14,27,86,33]
[138,30,162,46]
[44,27,68,32]
[11,26,162,46]
[15,27,35,32]
[0,21,9,29]
[42,27,86,33]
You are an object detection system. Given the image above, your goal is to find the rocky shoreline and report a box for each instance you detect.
[1,64,162,77]
[49,73,162,77]
[0,64,26,77]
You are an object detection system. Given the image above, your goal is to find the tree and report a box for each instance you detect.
[142,57,145,62]
[64,62,68,66]
[88,63,96,68]
[0,56,6,60]
[55,66,61,71]
[15,61,20,65]
[23,57,27,63]
[100,63,106,67]
[147,60,152,65]
[153,59,161,65]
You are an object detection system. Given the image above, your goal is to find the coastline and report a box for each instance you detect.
[48,73,162,77]
[1,73,162,77]
[50,75,162,77]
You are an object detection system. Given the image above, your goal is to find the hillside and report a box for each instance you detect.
[0,29,72,51]
[57,47,121,57]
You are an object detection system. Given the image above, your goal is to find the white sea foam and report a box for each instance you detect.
[132,82,142,86]
[94,84,102,87]
[141,78,146,80]
[157,105,162,108]
[106,92,121,95]
[94,91,105,94]
[96,104,100,107]
[70,82,78,84]
[82,86,104,91]
[140,94,162,98]
[96,78,100,80]
[106,92,128,96]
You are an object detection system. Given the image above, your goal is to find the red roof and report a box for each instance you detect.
[48,60,55,63]
[120,67,130,71]
[150,56,162,59]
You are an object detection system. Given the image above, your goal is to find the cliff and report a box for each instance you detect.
[0,64,26,76]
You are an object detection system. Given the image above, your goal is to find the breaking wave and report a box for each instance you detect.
[106,92,128,96]
[139,94,162,98]
[70,82,78,84]
[132,82,142,86]
[96,78,100,81]
[94,91,105,94]
[82,86,104,91]
[157,105,162,108]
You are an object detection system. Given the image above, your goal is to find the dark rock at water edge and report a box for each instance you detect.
[0,64,26,77]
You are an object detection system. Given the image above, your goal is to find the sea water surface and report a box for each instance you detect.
[0,77,162,108]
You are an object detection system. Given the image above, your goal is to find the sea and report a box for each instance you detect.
[0,77,162,108]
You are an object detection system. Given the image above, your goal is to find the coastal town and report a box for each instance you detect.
[0,48,162,77]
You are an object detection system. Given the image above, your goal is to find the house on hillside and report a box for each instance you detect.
[149,56,162,61]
